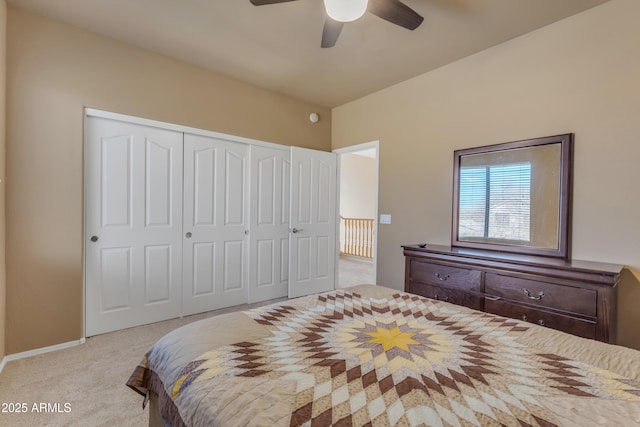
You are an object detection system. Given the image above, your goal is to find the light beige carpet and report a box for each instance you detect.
[337,255,374,289]
[0,298,285,427]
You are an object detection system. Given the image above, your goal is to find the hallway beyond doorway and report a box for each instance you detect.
[337,255,375,289]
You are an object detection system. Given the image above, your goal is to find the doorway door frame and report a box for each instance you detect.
[333,140,379,287]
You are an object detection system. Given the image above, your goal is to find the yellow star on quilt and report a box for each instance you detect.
[366,326,419,352]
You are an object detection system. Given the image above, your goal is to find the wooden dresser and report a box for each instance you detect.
[403,244,623,343]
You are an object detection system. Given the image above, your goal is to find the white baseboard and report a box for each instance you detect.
[1,338,86,371]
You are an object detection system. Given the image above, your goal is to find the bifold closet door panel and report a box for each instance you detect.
[85,111,340,334]
[248,145,290,303]
[288,147,337,299]
[85,117,183,336]
[182,133,249,316]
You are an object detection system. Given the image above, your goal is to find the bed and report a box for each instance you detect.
[127,285,640,426]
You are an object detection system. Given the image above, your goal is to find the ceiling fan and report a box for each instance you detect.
[249,0,424,48]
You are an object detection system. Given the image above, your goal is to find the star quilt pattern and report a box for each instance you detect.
[170,291,640,426]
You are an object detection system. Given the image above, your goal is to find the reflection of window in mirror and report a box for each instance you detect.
[452,133,572,259]
[459,162,531,243]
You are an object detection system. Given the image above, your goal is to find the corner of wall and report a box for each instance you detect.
[0,0,7,365]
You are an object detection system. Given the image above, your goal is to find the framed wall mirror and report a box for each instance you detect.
[452,134,573,259]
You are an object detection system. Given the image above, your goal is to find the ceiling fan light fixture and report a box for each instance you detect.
[324,0,369,23]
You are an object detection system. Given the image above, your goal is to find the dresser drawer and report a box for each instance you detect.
[404,245,622,344]
[485,299,596,340]
[408,281,483,311]
[485,273,597,317]
[409,260,481,292]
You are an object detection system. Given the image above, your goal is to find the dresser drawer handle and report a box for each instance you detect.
[538,319,545,326]
[434,294,449,302]
[436,273,450,281]
[523,288,545,300]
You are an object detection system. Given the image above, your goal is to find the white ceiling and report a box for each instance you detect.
[8,0,610,108]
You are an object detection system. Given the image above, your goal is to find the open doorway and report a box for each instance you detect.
[334,141,379,289]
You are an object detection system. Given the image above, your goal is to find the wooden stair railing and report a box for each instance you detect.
[341,216,374,258]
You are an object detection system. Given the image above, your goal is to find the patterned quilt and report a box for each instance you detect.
[127,286,640,427]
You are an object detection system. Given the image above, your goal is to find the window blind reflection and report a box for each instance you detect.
[459,162,531,242]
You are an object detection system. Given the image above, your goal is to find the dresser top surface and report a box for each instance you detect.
[402,244,624,276]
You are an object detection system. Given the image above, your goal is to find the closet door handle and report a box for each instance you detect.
[90,235,99,242]
[185,232,192,238]
[291,228,304,234]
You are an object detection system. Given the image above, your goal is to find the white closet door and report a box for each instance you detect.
[182,134,249,315]
[248,145,290,303]
[289,147,337,298]
[85,117,183,336]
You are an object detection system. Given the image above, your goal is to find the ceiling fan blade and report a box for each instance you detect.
[321,18,344,48]
[368,0,424,30]
[250,0,298,5]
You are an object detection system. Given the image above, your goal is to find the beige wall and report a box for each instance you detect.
[0,0,6,362]
[340,153,376,219]
[5,7,331,354]
[332,0,640,349]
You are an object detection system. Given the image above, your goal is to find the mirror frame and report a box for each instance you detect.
[452,133,573,259]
